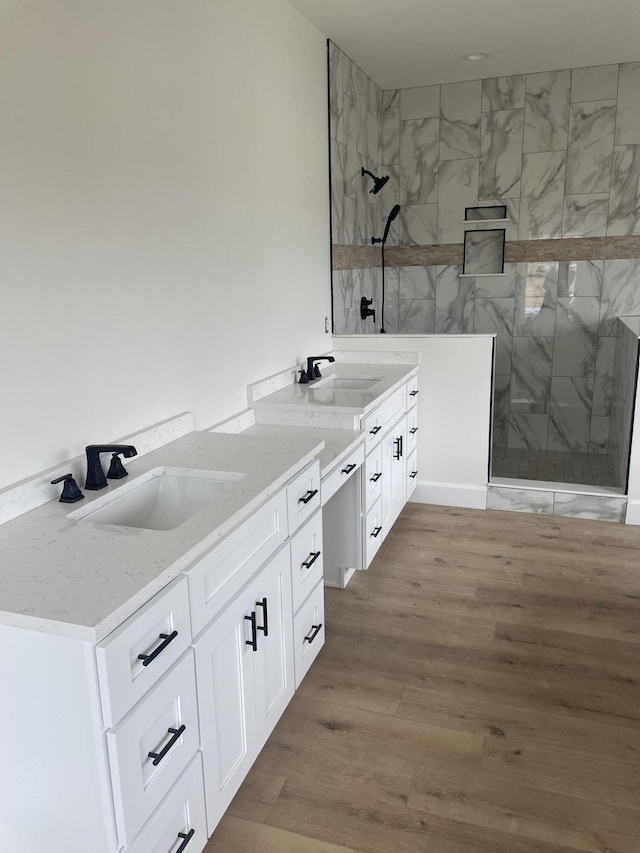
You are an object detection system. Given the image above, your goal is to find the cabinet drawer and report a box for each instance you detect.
[97,577,192,728]
[187,490,288,637]
[286,460,321,534]
[363,443,383,513]
[406,373,419,402]
[321,443,364,506]
[124,755,207,853]
[107,652,200,845]
[407,448,418,500]
[407,406,419,455]
[365,496,384,568]
[362,385,407,453]
[290,509,324,612]
[293,580,325,688]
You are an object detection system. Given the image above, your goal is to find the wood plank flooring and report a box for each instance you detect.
[204,503,640,853]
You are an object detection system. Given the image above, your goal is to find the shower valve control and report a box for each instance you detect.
[360,297,376,322]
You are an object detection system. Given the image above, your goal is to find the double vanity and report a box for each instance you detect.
[0,352,418,853]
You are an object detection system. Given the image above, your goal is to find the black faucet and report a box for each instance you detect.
[85,445,138,490]
[306,355,335,381]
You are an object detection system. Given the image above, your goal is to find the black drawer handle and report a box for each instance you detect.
[256,597,269,637]
[370,526,382,538]
[341,463,356,475]
[245,612,258,651]
[147,724,186,766]
[370,472,382,483]
[393,436,403,460]
[302,550,321,569]
[298,489,318,504]
[304,623,323,644]
[410,471,418,479]
[409,390,418,397]
[176,829,195,852]
[409,427,418,435]
[369,425,382,435]
[137,630,179,667]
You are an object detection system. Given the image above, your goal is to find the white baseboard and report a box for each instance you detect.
[411,480,488,510]
[626,500,640,525]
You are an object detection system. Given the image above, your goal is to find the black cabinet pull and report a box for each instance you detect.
[370,472,382,483]
[302,550,321,569]
[370,526,382,538]
[304,623,323,644]
[410,471,418,479]
[393,436,403,460]
[147,724,185,766]
[137,630,178,667]
[256,598,269,637]
[409,390,418,397]
[409,427,418,434]
[341,463,356,475]
[176,828,195,852]
[245,612,258,651]
[369,425,381,435]
[298,489,318,504]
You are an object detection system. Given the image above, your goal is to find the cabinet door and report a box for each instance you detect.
[389,414,408,526]
[251,547,295,751]
[195,588,257,836]
[381,415,407,537]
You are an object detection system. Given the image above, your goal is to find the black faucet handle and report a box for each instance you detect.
[50,474,85,504]
[306,355,336,382]
[107,452,129,480]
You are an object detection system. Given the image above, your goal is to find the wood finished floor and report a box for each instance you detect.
[204,503,640,853]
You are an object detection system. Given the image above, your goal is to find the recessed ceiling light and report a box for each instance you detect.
[463,52,489,61]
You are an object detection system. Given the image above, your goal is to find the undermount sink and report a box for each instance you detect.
[69,467,246,531]
[312,376,382,391]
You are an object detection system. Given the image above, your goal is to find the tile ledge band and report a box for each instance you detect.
[332,236,640,269]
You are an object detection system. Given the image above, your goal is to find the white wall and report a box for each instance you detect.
[336,334,494,508]
[0,0,330,490]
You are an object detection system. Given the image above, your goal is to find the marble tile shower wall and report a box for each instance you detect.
[384,258,640,454]
[380,63,640,247]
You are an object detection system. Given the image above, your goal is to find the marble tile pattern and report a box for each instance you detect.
[400,117,439,204]
[438,158,479,244]
[608,146,640,236]
[440,80,482,161]
[609,319,640,488]
[479,109,523,199]
[488,486,626,522]
[434,265,474,333]
[510,336,553,413]
[400,85,440,120]
[519,151,566,239]
[566,100,615,194]
[615,62,640,145]
[487,485,554,514]
[328,48,640,473]
[463,229,504,275]
[482,76,525,112]
[523,70,571,153]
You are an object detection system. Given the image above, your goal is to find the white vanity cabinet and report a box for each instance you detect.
[362,373,417,568]
[0,458,324,853]
[195,543,294,834]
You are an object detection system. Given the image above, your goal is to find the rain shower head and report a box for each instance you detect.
[372,204,401,246]
[361,167,390,195]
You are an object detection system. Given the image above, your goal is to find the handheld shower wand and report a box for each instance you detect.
[371,205,402,333]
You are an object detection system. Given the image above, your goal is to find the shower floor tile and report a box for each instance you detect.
[492,446,616,487]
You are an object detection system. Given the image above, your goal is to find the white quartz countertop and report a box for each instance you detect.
[237,424,363,478]
[0,431,323,642]
[252,362,417,415]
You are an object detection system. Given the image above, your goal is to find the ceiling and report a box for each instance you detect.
[287,0,640,90]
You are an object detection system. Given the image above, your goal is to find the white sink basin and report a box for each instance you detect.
[313,376,381,391]
[70,467,246,531]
